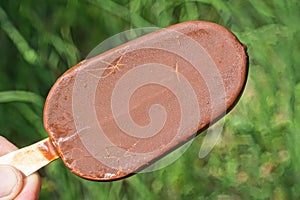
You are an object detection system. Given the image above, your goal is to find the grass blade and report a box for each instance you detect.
[0,6,39,66]
[0,91,44,108]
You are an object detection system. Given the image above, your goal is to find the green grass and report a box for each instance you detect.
[0,0,299,199]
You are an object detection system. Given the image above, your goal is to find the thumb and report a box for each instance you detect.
[0,165,24,200]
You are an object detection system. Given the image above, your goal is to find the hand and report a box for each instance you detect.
[0,136,41,200]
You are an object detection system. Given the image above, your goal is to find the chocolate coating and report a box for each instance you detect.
[44,21,248,181]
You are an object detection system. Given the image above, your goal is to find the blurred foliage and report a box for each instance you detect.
[0,0,300,199]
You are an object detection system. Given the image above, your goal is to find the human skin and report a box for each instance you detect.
[0,136,41,200]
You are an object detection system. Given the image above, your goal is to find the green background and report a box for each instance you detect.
[0,0,299,199]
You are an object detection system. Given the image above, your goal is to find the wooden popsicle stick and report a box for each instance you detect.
[0,138,59,176]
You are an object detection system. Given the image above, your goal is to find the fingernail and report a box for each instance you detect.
[0,165,23,199]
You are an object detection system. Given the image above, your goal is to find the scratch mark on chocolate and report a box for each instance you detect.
[175,35,181,45]
[69,147,84,160]
[175,62,180,82]
[124,139,141,158]
[58,126,91,144]
[86,50,128,79]
[99,55,126,79]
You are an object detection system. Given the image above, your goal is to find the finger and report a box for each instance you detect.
[0,136,18,155]
[15,172,41,200]
[0,165,24,200]
[0,136,41,200]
